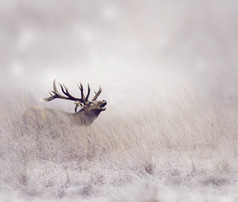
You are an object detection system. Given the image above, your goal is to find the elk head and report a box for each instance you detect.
[41,79,107,125]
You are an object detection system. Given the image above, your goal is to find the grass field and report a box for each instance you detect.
[1,0,238,201]
[1,92,238,202]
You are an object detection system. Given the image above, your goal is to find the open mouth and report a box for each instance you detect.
[100,101,107,110]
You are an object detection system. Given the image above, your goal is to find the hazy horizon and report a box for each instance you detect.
[1,0,238,106]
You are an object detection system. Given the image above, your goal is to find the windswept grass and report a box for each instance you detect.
[1,93,238,201]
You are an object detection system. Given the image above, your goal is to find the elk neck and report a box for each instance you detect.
[69,109,102,125]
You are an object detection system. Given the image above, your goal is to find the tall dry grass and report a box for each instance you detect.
[0,92,238,201]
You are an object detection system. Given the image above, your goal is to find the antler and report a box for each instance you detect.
[42,79,85,103]
[42,80,102,112]
[92,86,102,101]
[85,84,91,101]
[77,83,91,102]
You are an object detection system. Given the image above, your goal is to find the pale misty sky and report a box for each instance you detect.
[1,0,238,107]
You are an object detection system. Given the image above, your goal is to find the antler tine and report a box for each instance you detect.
[58,83,67,95]
[85,84,91,101]
[53,79,59,93]
[78,83,86,103]
[58,83,81,101]
[92,86,102,101]
[41,91,56,102]
[42,79,84,103]
[42,80,67,102]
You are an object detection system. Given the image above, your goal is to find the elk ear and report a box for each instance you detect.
[74,101,84,112]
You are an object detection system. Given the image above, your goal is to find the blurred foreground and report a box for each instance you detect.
[0,92,238,202]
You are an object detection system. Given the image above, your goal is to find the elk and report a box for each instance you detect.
[23,80,107,127]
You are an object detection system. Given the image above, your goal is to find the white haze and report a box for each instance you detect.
[1,0,238,201]
[1,0,238,103]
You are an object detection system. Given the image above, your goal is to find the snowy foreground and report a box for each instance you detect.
[1,95,238,202]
